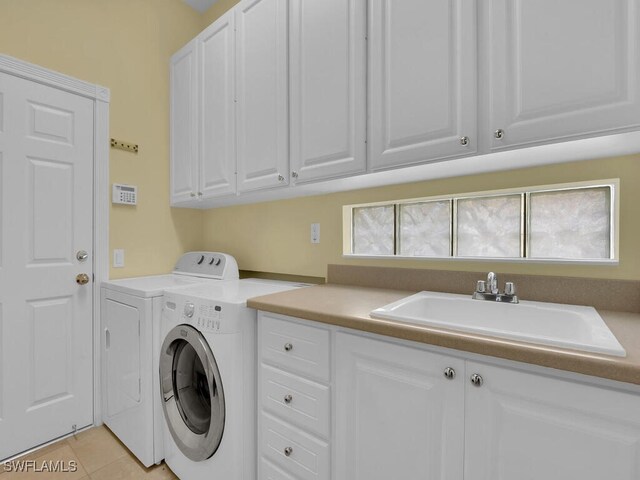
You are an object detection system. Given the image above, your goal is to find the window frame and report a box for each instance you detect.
[342,179,619,265]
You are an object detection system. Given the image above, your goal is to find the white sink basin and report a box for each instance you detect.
[370,291,626,357]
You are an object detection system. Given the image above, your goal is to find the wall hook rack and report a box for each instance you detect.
[110,138,139,154]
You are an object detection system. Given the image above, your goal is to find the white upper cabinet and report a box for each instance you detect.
[485,0,640,151]
[199,11,237,198]
[464,362,640,480]
[236,0,289,193]
[289,0,367,183]
[369,0,477,171]
[171,0,640,207]
[170,40,198,204]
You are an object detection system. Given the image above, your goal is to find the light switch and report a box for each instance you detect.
[311,223,320,244]
[113,249,125,268]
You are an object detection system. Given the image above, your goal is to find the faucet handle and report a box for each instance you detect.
[504,282,516,296]
[476,280,486,293]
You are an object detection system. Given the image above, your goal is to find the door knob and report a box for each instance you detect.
[76,273,90,285]
[76,250,88,262]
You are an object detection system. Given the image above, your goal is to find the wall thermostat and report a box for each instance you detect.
[112,184,137,205]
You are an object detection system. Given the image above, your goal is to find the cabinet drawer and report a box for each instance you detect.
[260,314,330,382]
[261,413,330,480]
[261,364,330,438]
[260,458,297,480]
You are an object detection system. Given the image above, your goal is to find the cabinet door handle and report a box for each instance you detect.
[291,171,299,178]
[470,373,484,387]
[278,174,285,182]
[284,394,293,404]
[284,342,293,352]
[459,136,470,146]
[494,129,504,140]
[443,367,456,380]
[190,192,196,197]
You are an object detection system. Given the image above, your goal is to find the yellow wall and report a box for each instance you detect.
[0,0,204,279]
[201,0,241,27]
[202,155,640,280]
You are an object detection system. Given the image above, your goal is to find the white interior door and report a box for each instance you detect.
[0,71,94,460]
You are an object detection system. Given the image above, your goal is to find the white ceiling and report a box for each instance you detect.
[183,0,218,13]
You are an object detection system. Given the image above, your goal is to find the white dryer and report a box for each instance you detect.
[100,252,239,467]
[159,279,308,480]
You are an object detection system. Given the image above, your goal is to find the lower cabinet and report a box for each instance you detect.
[335,333,465,480]
[258,313,332,480]
[464,362,640,480]
[258,312,640,480]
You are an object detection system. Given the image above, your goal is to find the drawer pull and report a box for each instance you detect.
[284,342,293,352]
[284,394,293,404]
[284,446,293,457]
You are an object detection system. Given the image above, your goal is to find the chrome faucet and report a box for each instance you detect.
[487,271,498,295]
[472,272,519,304]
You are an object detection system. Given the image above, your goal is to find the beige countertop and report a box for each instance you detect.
[248,283,640,386]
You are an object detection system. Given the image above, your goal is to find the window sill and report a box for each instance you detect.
[342,254,619,266]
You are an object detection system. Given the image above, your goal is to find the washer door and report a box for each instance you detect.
[160,324,225,462]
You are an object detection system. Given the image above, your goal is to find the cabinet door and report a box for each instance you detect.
[236,0,289,193]
[465,362,640,480]
[485,0,640,151]
[170,40,199,204]
[199,11,237,198]
[289,0,366,183]
[369,0,477,171]
[336,333,465,480]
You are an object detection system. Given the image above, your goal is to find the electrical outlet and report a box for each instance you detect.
[311,223,320,244]
[113,249,125,268]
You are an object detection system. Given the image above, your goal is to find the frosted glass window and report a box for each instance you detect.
[529,187,611,259]
[353,205,395,255]
[456,195,522,257]
[344,180,616,262]
[399,201,451,256]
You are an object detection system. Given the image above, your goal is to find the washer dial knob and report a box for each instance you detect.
[184,302,195,318]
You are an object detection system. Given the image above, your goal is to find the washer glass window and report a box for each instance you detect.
[160,325,225,462]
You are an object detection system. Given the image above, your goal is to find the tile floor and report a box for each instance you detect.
[0,426,177,479]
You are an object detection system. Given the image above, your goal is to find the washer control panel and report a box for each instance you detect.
[194,303,222,333]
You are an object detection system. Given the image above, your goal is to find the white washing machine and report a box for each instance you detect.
[159,279,308,480]
[100,252,239,467]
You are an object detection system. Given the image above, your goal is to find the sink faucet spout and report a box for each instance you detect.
[487,272,498,295]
